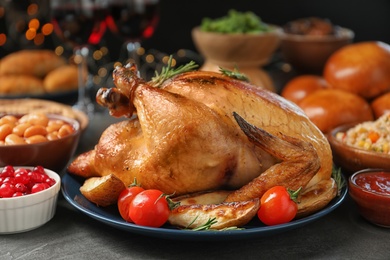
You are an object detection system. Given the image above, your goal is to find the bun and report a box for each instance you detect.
[323,41,390,99]
[281,75,329,104]
[371,92,390,119]
[299,89,374,133]
[44,65,79,93]
[0,75,45,96]
[0,50,66,78]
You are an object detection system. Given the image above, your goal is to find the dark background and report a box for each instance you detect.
[141,0,390,55]
[1,0,389,60]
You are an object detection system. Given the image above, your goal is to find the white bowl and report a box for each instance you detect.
[0,167,61,234]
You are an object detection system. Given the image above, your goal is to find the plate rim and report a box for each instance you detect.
[61,172,348,241]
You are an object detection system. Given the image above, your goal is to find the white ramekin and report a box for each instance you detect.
[0,167,61,234]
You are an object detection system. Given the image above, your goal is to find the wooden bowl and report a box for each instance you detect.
[327,124,390,174]
[0,114,81,173]
[192,26,282,68]
[280,27,354,73]
[349,169,390,227]
[192,26,282,91]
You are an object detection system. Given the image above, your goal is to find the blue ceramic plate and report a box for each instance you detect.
[62,173,347,241]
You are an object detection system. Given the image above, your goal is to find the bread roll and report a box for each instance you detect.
[0,75,45,96]
[323,41,390,99]
[0,50,66,78]
[298,89,374,133]
[371,92,390,119]
[44,65,79,93]
[281,75,329,104]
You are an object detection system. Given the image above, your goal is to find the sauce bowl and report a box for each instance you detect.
[349,169,390,227]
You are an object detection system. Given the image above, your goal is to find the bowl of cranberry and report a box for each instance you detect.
[0,165,61,234]
[349,168,390,227]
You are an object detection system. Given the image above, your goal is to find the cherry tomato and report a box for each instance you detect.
[117,186,145,222]
[257,186,299,226]
[129,189,170,228]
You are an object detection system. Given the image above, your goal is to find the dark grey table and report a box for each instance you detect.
[1,111,389,260]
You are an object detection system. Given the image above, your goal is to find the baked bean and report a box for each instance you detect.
[47,132,59,141]
[0,113,76,146]
[12,123,32,137]
[58,124,74,138]
[0,116,18,127]
[5,134,26,145]
[46,120,65,132]
[0,124,13,141]
[19,112,49,126]
[24,125,48,138]
[26,135,48,144]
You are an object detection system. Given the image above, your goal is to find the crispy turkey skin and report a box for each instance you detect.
[68,64,337,216]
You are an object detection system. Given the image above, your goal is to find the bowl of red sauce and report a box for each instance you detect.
[349,168,390,227]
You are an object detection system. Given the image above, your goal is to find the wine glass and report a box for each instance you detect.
[50,0,108,116]
[105,0,160,77]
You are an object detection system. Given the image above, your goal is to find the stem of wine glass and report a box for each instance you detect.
[126,41,141,69]
[74,47,95,117]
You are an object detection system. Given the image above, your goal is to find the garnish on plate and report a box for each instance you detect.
[185,216,243,231]
[332,167,346,196]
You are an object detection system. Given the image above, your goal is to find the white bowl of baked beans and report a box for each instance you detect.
[0,112,81,172]
[0,166,61,234]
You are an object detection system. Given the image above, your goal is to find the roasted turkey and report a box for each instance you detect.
[68,63,338,218]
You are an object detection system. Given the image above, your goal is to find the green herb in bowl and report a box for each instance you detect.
[200,9,272,34]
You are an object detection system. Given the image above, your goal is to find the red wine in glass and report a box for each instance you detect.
[105,0,160,71]
[51,6,107,47]
[106,1,159,41]
[50,0,109,116]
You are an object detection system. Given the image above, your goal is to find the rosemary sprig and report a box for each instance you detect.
[187,217,217,231]
[332,167,346,196]
[150,56,198,87]
[184,216,244,231]
[219,66,249,82]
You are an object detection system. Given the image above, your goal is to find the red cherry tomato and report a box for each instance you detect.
[129,189,170,228]
[117,186,145,222]
[257,186,299,226]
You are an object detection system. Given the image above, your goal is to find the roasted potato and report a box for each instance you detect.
[296,178,337,218]
[79,174,126,207]
[172,190,231,205]
[169,198,260,230]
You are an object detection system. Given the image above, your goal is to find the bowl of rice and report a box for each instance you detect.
[327,113,390,174]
